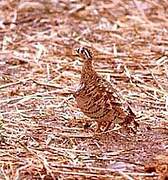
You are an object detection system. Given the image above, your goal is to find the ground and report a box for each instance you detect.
[0,0,168,179]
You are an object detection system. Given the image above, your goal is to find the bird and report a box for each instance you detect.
[73,47,139,132]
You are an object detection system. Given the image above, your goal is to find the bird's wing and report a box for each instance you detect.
[97,77,137,123]
[97,77,123,104]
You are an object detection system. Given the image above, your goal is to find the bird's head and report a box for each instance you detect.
[75,47,92,61]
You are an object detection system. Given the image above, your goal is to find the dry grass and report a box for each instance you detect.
[0,0,168,179]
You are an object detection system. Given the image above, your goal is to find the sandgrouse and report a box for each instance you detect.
[74,47,139,132]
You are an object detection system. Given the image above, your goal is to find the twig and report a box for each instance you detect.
[49,164,156,178]
[0,90,73,104]
[32,79,63,89]
[53,132,93,138]
[0,78,31,90]
[139,63,164,91]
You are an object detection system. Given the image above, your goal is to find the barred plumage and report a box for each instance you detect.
[74,47,139,132]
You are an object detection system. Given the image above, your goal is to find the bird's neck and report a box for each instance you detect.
[81,60,96,84]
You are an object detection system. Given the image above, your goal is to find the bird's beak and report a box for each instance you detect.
[74,49,83,61]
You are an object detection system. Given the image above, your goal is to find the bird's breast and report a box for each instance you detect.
[75,83,114,118]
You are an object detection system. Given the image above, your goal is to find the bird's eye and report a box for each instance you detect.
[81,48,84,54]
[77,47,84,54]
[76,47,92,59]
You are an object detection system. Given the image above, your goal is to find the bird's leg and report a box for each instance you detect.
[133,119,139,129]
[103,120,115,132]
[96,121,103,132]
[120,116,139,134]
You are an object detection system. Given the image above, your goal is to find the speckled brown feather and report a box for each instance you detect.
[74,47,139,132]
